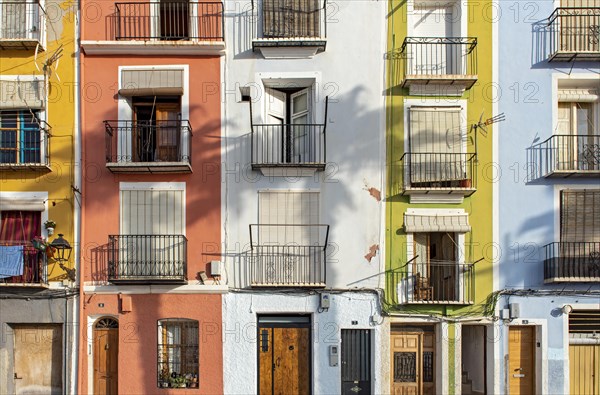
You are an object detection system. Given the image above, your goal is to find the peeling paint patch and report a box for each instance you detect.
[364,244,379,262]
[367,187,381,201]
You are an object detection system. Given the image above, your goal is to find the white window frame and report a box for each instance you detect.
[407,0,466,38]
[402,208,468,304]
[117,65,190,162]
[119,182,186,236]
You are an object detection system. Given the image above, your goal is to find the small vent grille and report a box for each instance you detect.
[569,310,600,333]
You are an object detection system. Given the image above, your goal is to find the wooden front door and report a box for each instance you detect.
[508,326,536,395]
[13,325,62,394]
[390,329,435,395]
[94,318,119,395]
[258,317,310,395]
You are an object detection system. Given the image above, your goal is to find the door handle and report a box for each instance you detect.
[276,357,281,367]
[14,373,22,380]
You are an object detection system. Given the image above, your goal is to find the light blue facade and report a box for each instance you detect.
[497,1,600,394]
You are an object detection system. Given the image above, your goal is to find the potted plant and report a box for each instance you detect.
[44,220,57,236]
[169,375,187,388]
[159,367,170,388]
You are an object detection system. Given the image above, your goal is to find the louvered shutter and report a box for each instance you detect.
[561,190,600,243]
[258,191,319,245]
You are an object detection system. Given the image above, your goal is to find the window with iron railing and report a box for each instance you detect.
[157,319,199,389]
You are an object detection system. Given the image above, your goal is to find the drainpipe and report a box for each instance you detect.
[71,3,82,394]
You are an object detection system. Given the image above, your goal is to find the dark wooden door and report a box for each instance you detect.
[258,321,310,395]
[94,320,119,395]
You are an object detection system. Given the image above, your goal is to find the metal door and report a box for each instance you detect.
[341,329,372,394]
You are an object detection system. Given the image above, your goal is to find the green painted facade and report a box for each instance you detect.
[385,0,495,318]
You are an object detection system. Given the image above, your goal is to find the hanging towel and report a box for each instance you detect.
[0,246,24,278]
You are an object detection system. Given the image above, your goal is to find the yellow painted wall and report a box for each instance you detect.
[385,0,495,317]
[1,0,77,278]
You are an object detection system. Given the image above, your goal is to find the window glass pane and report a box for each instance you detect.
[393,352,417,383]
[157,319,199,388]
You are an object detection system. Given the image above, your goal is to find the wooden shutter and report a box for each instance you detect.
[561,190,600,243]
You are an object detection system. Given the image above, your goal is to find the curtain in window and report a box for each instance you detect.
[0,211,41,242]
[0,211,41,283]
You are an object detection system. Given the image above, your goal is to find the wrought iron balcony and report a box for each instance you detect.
[0,241,48,287]
[251,0,327,55]
[0,2,44,50]
[248,224,329,287]
[544,242,600,283]
[112,1,224,41]
[107,235,187,284]
[105,120,192,173]
[529,135,600,179]
[250,97,327,173]
[398,152,477,196]
[398,37,478,91]
[392,262,474,305]
[0,120,50,170]
[548,7,600,62]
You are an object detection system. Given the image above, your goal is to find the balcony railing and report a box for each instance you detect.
[548,7,600,62]
[111,2,224,41]
[392,262,474,305]
[0,241,48,286]
[0,120,50,170]
[248,224,329,287]
[528,135,600,179]
[251,0,327,53]
[108,235,187,284]
[399,37,478,90]
[105,120,192,173]
[544,242,600,283]
[0,2,44,50]
[398,152,477,195]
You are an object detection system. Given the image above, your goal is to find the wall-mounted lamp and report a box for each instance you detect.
[562,305,573,314]
[50,234,75,281]
[50,234,72,263]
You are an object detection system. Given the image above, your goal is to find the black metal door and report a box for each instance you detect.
[341,329,372,395]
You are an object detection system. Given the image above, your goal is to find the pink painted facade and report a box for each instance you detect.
[78,1,224,393]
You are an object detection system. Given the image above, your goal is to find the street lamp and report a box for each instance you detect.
[50,233,72,263]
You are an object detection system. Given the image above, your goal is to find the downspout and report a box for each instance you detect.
[71,3,82,394]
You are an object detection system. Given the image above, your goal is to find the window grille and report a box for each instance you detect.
[157,319,199,388]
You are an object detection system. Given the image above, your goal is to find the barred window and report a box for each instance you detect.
[157,319,199,389]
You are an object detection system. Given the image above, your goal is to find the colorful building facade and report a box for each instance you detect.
[385,1,495,393]
[0,0,79,393]
[220,0,387,393]
[496,1,600,394]
[78,1,225,393]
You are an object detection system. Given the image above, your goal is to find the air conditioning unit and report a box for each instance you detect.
[210,260,222,277]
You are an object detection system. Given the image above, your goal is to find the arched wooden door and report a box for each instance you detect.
[94,317,119,394]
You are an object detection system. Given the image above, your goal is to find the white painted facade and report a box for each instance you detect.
[221,1,387,393]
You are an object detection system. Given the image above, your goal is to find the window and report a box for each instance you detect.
[251,190,326,285]
[408,107,467,186]
[114,185,186,279]
[0,110,42,164]
[0,0,41,41]
[556,93,599,172]
[263,87,314,164]
[157,319,198,388]
[131,96,182,162]
[262,0,321,38]
[0,210,42,283]
[560,190,600,244]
